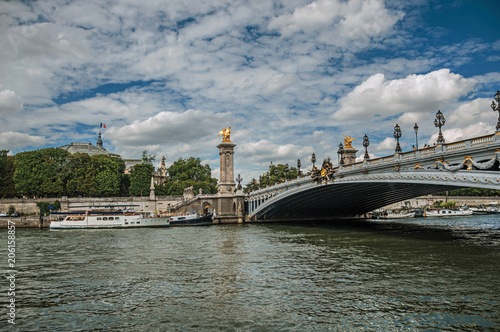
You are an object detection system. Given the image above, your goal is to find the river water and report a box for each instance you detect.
[1,215,499,331]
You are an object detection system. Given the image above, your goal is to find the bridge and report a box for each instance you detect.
[246,133,500,220]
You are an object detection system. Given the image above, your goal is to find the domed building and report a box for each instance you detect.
[58,132,142,170]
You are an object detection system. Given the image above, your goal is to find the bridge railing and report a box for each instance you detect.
[336,133,497,171]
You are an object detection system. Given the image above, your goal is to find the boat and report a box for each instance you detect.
[487,206,500,214]
[425,208,473,217]
[50,207,171,229]
[412,208,425,218]
[470,205,489,215]
[168,211,214,226]
[378,211,415,219]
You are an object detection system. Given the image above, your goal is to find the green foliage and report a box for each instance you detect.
[244,163,299,193]
[37,201,61,216]
[244,178,259,193]
[14,148,70,197]
[0,151,16,198]
[13,149,126,198]
[129,163,155,196]
[439,201,456,208]
[90,155,125,197]
[433,200,443,208]
[160,157,218,195]
[65,153,93,197]
[443,188,500,196]
[8,205,15,215]
[8,148,216,198]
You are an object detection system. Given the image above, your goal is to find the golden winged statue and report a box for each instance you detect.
[343,135,356,149]
[218,127,231,142]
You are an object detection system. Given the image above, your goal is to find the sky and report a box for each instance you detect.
[1,0,500,182]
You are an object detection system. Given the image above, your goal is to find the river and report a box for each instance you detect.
[1,215,499,331]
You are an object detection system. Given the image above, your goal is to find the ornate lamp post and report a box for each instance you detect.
[236,174,242,190]
[362,134,370,160]
[337,143,344,166]
[266,171,270,187]
[311,153,316,168]
[491,90,500,131]
[434,110,446,144]
[285,163,289,181]
[297,159,301,177]
[414,123,419,149]
[393,123,402,153]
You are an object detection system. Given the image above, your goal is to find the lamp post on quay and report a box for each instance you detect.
[434,110,446,144]
[491,90,500,132]
[414,123,419,149]
[362,134,370,160]
[393,123,402,154]
[297,159,301,177]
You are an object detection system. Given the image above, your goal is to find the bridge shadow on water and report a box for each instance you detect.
[257,217,500,248]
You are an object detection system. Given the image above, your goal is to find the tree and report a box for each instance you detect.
[65,153,94,197]
[167,157,218,194]
[89,155,125,197]
[129,163,154,196]
[244,163,299,192]
[37,200,61,216]
[14,148,70,197]
[0,151,16,198]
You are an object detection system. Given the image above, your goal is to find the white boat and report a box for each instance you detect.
[50,209,170,229]
[470,206,488,215]
[378,211,415,219]
[425,209,473,217]
[487,206,500,214]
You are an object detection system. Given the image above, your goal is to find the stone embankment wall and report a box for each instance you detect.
[0,196,184,215]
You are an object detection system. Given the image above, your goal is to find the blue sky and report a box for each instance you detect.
[1,0,500,181]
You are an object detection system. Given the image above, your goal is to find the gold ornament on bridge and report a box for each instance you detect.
[218,127,231,142]
[463,155,474,170]
[343,135,356,149]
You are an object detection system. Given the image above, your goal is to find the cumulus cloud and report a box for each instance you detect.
[268,0,403,40]
[238,140,314,165]
[427,123,494,144]
[0,132,47,150]
[108,109,232,146]
[260,74,299,96]
[0,90,23,114]
[333,69,477,121]
[448,98,496,127]
[373,137,396,152]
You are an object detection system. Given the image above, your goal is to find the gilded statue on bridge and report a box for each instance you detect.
[218,127,231,142]
[343,135,356,149]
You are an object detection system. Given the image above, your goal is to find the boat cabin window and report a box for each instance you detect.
[103,217,108,220]
[109,217,114,220]
[124,222,128,225]
[114,217,119,220]
[178,217,185,220]
[97,217,102,220]
[137,222,140,224]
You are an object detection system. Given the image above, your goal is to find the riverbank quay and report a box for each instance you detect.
[0,216,49,228]
[1,195,499,228]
